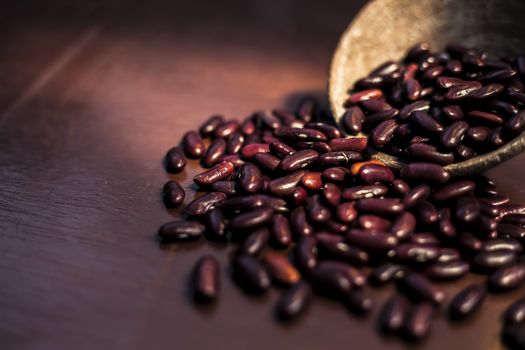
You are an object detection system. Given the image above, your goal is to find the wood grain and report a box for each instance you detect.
[0,1,524,350]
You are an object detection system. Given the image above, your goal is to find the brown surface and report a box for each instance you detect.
[0,1,524,349]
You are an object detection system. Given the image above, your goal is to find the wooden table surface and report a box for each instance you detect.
[1,1,525,349]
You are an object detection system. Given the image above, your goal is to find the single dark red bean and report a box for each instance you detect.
[214,120,239,138]
[318,261,366,288]
[290,207,314,238]
[471,83,504,99]
[398,272,445,305]
[275,282,311,321]
[479,68,517,83]
[342,185,388,200]
[392,179,410,195]
[358,214,390,231]
[226,132,244,155]
[404,303,434,340]
[271,214,292,248]
[370,263,406,286]
[400,163,450,184]
[322,183,341,207]
[488,263,525,291]
[306,195,331,223]
[403,79,422,101]
[317,151,363,166]
[356,198,404,215]
[410,233,440,245]
[473,250,517,273]
[441,121,469,149]
[488,126,505,147]
[411,111,444,133]
[279,149,319,172]
[289,186,308,206]
[301,172,323,190]
[438,208,457,238]
[241,143,270,159]
[158,220,205,241]
[210,180,238,197]
[255,111,281,130]
[219,194,268,214]
[402,184,430,208]
[501,213,525,225]
[193,255,220,302]
[269,141,295,158]
[275,127,327,142]
[486,99,519,116]
[358,163,394,184]
[398,100,430,120]
[467,110,504,125]
[194,161,235,186]
[262,251,301,286]
[482,238,522,253]
[437,76,466,88]
[361,99,392,113]
[199,115,224,136]
[182,131,206,158]
[165,146,187,173]
[380,294,408,333]
[440,105,464,121]
[422,65,444,80]
[316,232,368,266]
[363,108,399,125]
[240,118,256,135]
[433,180,475,201]
[239,228,270,255]
[304,122,341,140]
[295,141,331,154]
[347,229,398,253]
[254,152,280,171]
[391,212,416,240]
[239,163,263,194]
[485,195,510,206]
[445,59,463,73]
[185,192,228,216]
[370,119,398,147]
[504,297,525,324]
[445,81,482,100]
[295,236,317,270]
[407,143,454,165]
[221,154,244,168]
[456,197,480,223]
[202,138,226,167]
[448,284,485,320]
[162,180,185,208]
[328,137,368,152]
[323,167,348,183]
[505,111,525,135]
[438,248,461,263]
[230,207,273,230]
[232,255,270,294]
[268,170,306,196]
[354,75,386,90]
[341,107,364,135]
[204,208,226,241]
[346,89,383,105]
[336,201,357,223]
[395,244,440,264]
[425,261,470,281]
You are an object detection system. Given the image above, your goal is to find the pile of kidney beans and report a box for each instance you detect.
[160,44,525,347]
[343,42,525,163]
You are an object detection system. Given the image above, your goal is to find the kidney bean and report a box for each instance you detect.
[473,250,518,273]
[239,228,270,255]
[275,282,311,321]
[193,255,221,302]
[295,236,317,271]
[323,167,348,183]
[328,137,368,152]
[391,212,416,240]
[215,120,239,138]
[185,192,227,216]
[279,149,319,172]
[400,163,450,184]
[268,170,306,196]
[183,130,206,158]
[162,180,185,208]
[398,272,445,305]
[317,151,363,166]
[290,207,314,238]
[370,263,406,286]
[158,220,205,242]
[380,295,409,333]
[316,232,368,266]
[232,255,270,294]
[448,284,486,320]
[425,261,470,281]
[455,197,480,223]
[403,303,434,340]
[262,251,301,286]
[199,115,224,136]
[358,215,391,231]
[239,163,263,193]
[407,143,454,165]
[488,264,525,291]
[347,229,398,253]
[194,161,235,186]
[358,163,394,184]
[289,187,308,206]
[402,184,430,208]
[356,198,404,215]
[343,185,389,200]
[230,207,273,230]
[241,143,271,159]
[165,146,187,173]
[370,119,399,147]
[323,183,341,207]
[504,297,525,324]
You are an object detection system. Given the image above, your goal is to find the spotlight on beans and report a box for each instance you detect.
[159,43,525,346]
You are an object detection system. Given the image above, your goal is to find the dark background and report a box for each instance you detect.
[1,1,524,349]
